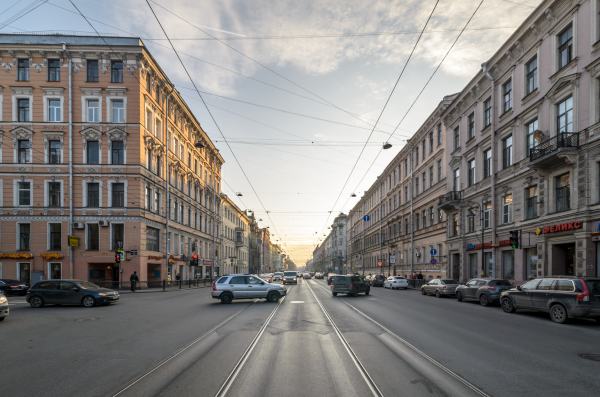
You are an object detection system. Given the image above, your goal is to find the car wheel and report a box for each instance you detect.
[365,289,370,296]
[82,295,96,307]
[550,304,569,324]
[267,291,280,303]
[29,296,44,308]
[435,290,441,298]
[220,293,233,304]
[501,298,516,313]
[479,294,489,307]
[332,292,338,297]
[456,292,463,302]
[421,288,426,295]
[0,317,5,321]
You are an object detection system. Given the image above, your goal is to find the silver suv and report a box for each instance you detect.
[211,274,287,304]
[283,271,297,285]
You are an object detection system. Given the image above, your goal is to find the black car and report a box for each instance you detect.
[371,275,386,287]
[26,280,119,308]
[0,291,8,321]
[0,279,29,296]
[501,276,600,324]
[331,275,370,297]
[455,278,513,306]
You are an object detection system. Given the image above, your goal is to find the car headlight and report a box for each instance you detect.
[98,293,107,296]
[0,296,7,304]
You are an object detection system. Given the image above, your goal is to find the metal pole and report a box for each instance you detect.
[379,178,382,275]
[362,201,365,276]
[62,43,73,279]
[409,140,414,278]
[481,202,485,277]
[164,85,174,282]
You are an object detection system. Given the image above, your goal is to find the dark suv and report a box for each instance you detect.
[501,276,600,324]
[455,278,513,306]
[331,275,370,297]
[371,275,386,287]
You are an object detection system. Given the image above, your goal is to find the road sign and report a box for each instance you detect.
[363,215,371,222]
[389,255,396,264]
[68,236,79,247]
[130,250,137,256]
[430,248,437,256]
[430,258,437,265]
[377,261,382,267]
[335,267,338,270]
[116,250,125,262]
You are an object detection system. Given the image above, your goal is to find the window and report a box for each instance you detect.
[48,59,60,81]
[112,224,124,250]
[405,218,410,235]
[558,25,573,70]
[468,159,475,187]
[87,100,100,122]
[483,149,491,178]
[87,141,99,164]
[404,186,408,202]
[112,183,125,207]
[18,181,31,206]
[17,59,29,81]
[429,166,433,187]
[415,214,420,230]
[111,141,124,164]
[484,98,491,127]
[87,183,99,207]
[112,100,125,123]
[453,169,459,191]
[154,191,160,214]
[48,99,61,122]
[415,177,419,195]
[452,214,458,236]
[49,223,61,250]
[469,254,478,278]
[437,123,442,146]
[483,202,491,229]
[467,113,475,140]
[526,119,539,157]
[415,147,419,165]
[404,159,408,176]
[557,97,573,134]
[429,132,433,153]
[88,224,99,250]
[87,60,99,82]
[502,136,512,169]
[525,186,538,219]
[454,127,460,150]
[422,140,426,160]
[502,250,514,279]
[437,160,442,182]
[502,80,512,113]
[422,172,426,192]
[18,140,30,163]
[145,186,151,211]
[111,61,124,83]
[502,194,513,224]
[18,99,30,122]
[19,224,30,250]
[48,182,61,207]
[468,214,475,233]
[526,57,537,95]
[556,173,570,212]
[525,247,537,280]
[48,140,61,164]
[429,207,434,226]
[437,207,442,223]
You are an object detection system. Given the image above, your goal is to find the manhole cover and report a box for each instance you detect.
[75,318,99,322]
[579,354,600,362]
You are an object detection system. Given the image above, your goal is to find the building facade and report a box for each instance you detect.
[221,194,249,275]
[440,0,600,283]
[0,33,223,284]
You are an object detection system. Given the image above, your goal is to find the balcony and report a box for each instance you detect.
[438,191,461,211]
[235,238,244,247]
[529,132,579,167]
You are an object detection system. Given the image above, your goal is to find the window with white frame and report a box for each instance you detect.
[16,180,31,206]
[48,140,61,164]
[48,99,61,122]
[557,97,573,134]
[526,119,538,157]
[47,181,61,207]
[525,186,538,219]
[502,194,513,224]
[111,100,125,123]
[87,100,100,122]
[558,25,573,70]
[453,168,460,191]
[18,223,30,250]
[153,190,160,214]
[467,112,475,140]
[483,149,491,178]
[145,108,153,131]
[502,79,512,113]
[49,223,61,250]
[483,202,491,228]
[110,182,125,207]
[484,98,491,127]
[468,159,475,186]
[18,98,30,122]
[526,57,537,95]
[502,136,513,169]
[17,140,30,163]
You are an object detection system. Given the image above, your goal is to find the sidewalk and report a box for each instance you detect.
[120,283,212,294]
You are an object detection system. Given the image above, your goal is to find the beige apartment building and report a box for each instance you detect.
[347,96,455,278]
[0,33,223,285]
[440,0,600,283]
[221,194,250,275]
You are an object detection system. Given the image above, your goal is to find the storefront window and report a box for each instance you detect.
[50,263,61,279]
[484,252,493,277]
[469,253,478,278]
[502,251,514,279]
[524,247,538,280]
[18,263,30,284]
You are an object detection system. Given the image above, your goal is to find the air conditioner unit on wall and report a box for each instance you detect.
[99,220,109,227]
[73,222,84,229]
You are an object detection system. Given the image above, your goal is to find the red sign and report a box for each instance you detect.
[203,260,213,265]
[499,239,511,247]
[542,221,582,234]
[377,261,383,267]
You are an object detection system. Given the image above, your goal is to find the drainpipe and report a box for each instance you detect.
[409,139,414,278]
[379,177,382,274]
[164,84,175,281]
[62,43,73,279]
[482,62,497,278]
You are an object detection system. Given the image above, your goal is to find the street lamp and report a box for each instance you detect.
[194,141,205,149]
[383,142,392,149]
[467,202,485,278]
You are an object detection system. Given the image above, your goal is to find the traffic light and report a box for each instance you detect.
[510,230,519,249]
[115,254,121,264]
[190,254,198,266]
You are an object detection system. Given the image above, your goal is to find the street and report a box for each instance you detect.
[3,278,600,397]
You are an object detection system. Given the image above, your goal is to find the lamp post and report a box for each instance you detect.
[467,201,485,278]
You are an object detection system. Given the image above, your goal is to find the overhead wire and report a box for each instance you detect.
[0,0,47,29]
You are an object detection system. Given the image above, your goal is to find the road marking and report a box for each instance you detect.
[310,281,490,397]
[305,281,383,397]
[215,290,288,397]
[289,301,304,303]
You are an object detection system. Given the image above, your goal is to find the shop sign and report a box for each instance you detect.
[68,236,79,247]
[499,240,511,247]
[467,242,492,251]
[389,255,396,264]
[535,221,582,235]
[148,255,163,260]
[204,260,213,266]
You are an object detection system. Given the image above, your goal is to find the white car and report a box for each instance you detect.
[273,272,283,281]
[384,276,408,289]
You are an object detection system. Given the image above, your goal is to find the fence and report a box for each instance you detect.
[92,278,214,292]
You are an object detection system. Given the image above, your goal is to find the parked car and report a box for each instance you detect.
[327,274,337,285]
[371,275,386,287]
[283,271,298,285]
[303,273,311,279]
[0,279,29,296]
[455,278,513,306]
[384,276,408,290]
[258,274,273,283]
[421,279,460,298]
[315,273,324,279]
[211,274,287,304]
[331,275,370,297]
[0,291,8,321]
[501,276,600,324]
[26,280,120,308]
[273,272,283,281]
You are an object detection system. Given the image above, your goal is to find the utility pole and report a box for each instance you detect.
[409,139,414,278]
[379,177,382,275]
[164,84,175,281]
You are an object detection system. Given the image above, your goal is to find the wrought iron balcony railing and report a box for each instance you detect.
[529,132,579,163]
[438,191,462,208]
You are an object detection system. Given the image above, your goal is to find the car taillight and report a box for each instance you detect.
[577,279,590,302]
[393,281,397,283]
[443,286,447,290]
[349,284,354,288]
[213,283,217,291]
[488,286,496,290]
[10,286,19,289]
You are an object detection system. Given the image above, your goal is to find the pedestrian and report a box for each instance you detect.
[411,273,416,280]
[130,271,139,292]
[417,272,423,280]
[176,272,181,281]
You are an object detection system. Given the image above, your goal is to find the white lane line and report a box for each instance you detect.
[289,301,304,303]
[305,281,383,397]
[310,281,490,397]
[215,288,289,397]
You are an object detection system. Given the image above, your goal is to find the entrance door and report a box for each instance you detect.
[452,253,460,280]
[552,243,576,276]
[49,263,62,279]
[18,263,31,285]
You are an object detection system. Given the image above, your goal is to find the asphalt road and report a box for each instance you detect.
[2,278,600,397]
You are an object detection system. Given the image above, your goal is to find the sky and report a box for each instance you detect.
[1,0,543,264]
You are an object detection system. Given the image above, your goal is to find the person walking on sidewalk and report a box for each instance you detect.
[130,271,139,292]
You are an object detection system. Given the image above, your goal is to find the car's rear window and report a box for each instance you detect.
[374,275,384,280]
[73,281,100,290]
[492,280,512,286]
[336,276,350,282]
[284,272,296,276]
[442,279,458,284]
[394,277,405,280]
[217,277,228,284]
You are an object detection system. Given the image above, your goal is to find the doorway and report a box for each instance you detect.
[451,253,460,280]
[552,243,576,276]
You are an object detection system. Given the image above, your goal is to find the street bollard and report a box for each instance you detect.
[162,279,166,291]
